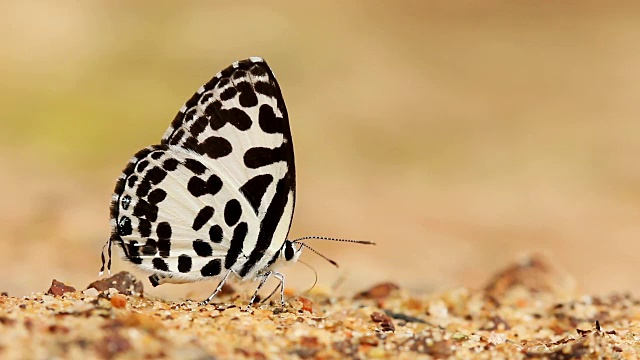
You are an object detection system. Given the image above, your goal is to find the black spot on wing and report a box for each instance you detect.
[191,116,209,137]
[133,199,159,222]
[254,81,277,97]
[184,158,207,175]
[158,239,171,258]
[205,101,225,130]
[250,64,267,77]
[201,259,222,277]
[135,181,151,198]
[148,188,167,204]
[209,225,223,243]
[125,240,139,258]
[150,151,163,160]
[199,92,213,104]
[142,239,157,256]
[193,239,213,257]
[239,174,273,214]
[237,82,258,107]
[224,199,242,227]
[183,109,196,124]
[200,136,232,159]
[163,158,179,171]
[121,195,131,210]
[126,175,138,188]
[118,216,132,236]
[193,206,215,231]
[138,219,151,238]
[222,108,252,131]
[218,77,230,87]
[206,175,223,195]
[156,222,172,239]
[178,255,192,273]
[187,177,207,197]
[136,160,149,173]
[225,222,247,269]
[152,258,169,271]
[258,104,281,134]
[244,145,286,169]
[220,87,237,101]
[232,70,247,80]
[144,167,167,185]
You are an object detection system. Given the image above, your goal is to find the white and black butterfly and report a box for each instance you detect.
[101,57,372,307]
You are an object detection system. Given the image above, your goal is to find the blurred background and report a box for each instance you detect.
[1,1,639,299]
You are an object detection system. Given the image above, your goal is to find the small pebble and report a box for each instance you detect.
[87,271,143,295]
[46,280,76,297]
[82,288,100,297]
[355,282,400,300]
[298,297,313,313]
[110,294,127,308]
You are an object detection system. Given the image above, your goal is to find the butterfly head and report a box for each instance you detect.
[282,240,303,263]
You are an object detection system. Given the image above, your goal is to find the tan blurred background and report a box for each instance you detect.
[1,1,639,300]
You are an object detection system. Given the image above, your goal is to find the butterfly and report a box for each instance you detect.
[100,57,373,308]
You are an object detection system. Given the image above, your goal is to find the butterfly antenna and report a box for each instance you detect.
[292,236,376,246]
[297,243,339,268]
[261,283,280,304]
[291,236,375,267]
[298,259,319,297]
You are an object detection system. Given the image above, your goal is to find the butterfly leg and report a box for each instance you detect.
[247,271,273,310]
[200,269,233,306]
[271,272,286,307]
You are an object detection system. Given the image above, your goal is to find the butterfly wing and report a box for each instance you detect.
[108,57,296,281]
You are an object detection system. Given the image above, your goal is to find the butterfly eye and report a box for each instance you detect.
[284,241,295,261]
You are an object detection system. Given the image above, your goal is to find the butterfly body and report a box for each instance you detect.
[103,58,303,302]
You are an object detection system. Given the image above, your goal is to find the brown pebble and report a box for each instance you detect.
[355,282,400,300]
[87,271,143,295]
[483,254,574,301]
[110,294,127,308]
[46,280,76,297]
[370,311,395,332]
[298,296,313,313]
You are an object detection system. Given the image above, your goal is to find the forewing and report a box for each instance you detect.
[160,57,296,276]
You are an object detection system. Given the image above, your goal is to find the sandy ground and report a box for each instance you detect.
[1,256,639,359]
